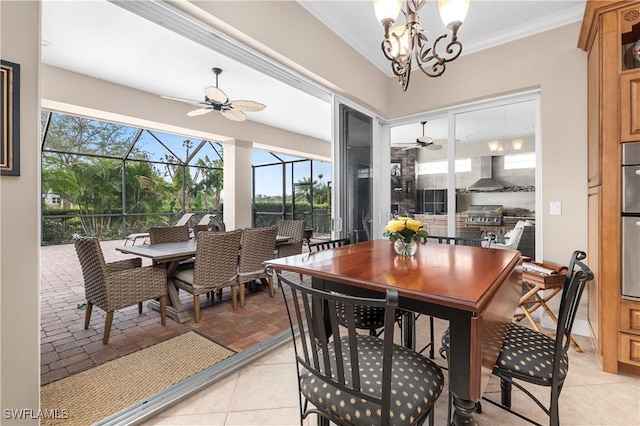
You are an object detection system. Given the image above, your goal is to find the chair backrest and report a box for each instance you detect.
[274,269,400,425]
[238,226,278,275]
[174,212,196,227]
[556,250,594,352]
[210,215,226,232]
[307,237,351,252]
[277,220,305,243]
[192,224,223,240]
[73,236,108,305]
[518,225,536,258]
[193,229,242,289]
[149,225,190,244]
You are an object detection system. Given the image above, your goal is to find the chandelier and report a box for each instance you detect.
[373,0,470,91]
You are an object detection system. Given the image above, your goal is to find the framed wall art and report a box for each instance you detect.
[1,59,20,176]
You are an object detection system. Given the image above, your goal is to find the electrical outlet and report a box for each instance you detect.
[550,201,562,215]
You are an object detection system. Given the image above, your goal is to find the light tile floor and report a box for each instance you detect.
[142,317,640,426]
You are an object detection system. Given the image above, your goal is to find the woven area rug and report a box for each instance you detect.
[40,332,234,426]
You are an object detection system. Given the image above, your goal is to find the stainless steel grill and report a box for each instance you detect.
[466,205,503,226]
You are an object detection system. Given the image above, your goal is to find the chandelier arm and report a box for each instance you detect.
[415,26,464,78]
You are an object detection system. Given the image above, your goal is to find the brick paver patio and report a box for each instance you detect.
[40,239,298,385]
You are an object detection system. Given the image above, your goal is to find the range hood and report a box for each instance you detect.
[468,157,504,191]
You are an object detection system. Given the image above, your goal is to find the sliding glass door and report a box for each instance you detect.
[386,92,539,257]
[335,104,373,241]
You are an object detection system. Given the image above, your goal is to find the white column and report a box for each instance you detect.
[222,139,253,230]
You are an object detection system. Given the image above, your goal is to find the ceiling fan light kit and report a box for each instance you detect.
[161,67,266,122]
[373,0,469,91]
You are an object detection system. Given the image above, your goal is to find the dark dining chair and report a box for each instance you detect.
[73,235,167,344]
[440,250,594,426]
[307,237,416,348]
[273,268,445,426]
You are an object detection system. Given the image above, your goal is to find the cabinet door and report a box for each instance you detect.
[621,70,640,142]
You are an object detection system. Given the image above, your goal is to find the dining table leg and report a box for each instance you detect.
[448,315,479,426]
[146,260,192,323]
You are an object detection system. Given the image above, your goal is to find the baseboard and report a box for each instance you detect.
[540,315,590,337]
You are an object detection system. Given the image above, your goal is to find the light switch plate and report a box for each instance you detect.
[550,201,562,215]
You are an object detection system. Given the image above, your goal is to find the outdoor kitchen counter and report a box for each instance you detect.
[414,213,535,234]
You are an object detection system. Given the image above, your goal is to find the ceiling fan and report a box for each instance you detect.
[400,121,443,151]
[161,67,266,122]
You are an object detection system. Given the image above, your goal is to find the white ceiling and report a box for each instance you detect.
[41,0,585,147]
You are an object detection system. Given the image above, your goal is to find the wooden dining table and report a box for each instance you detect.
[265,239,522,426]
[117,235,292,323]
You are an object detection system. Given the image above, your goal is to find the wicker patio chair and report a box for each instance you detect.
[276,220,305,258]
[73,235,167,344]
[237,225,278,305]
[148,225,190,244]
[173,229,242,322]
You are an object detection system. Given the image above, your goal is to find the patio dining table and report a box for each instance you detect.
[117,235,291,323]
[265,240,522,426]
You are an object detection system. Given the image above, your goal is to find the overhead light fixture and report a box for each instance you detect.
[488,140,500,152]
[511,138,524,150]
[374,0,470,91]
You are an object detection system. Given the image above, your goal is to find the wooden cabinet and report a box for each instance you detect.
[579,1,640,375]
[621,70,640,142]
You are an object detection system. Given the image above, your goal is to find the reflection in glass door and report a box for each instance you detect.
[388,92,538,255]
[454,100,537,256]
[339,104,372,242]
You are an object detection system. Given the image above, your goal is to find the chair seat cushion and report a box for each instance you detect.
[338,304,386,330]
[300,334,444,425]
[494,323,568,384]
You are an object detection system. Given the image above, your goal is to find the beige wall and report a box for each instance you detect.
[0,0,41,422]
[388,23,588,267]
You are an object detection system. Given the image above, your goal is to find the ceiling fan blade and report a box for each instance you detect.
[229,100,266,112]
[205,86,228,104]
[221,108,246,121]
[187,107,213,117]
[427,144,443,151]
[161,95,203,107]
[401,145,418,151]
[432,138,460,144]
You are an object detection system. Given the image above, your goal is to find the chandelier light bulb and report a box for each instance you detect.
[388,26,412,59]
[374,0,403,26]
[488,140,500,152]
[438,0,470,27]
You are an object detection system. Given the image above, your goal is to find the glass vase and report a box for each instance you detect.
[393,240,418,257]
